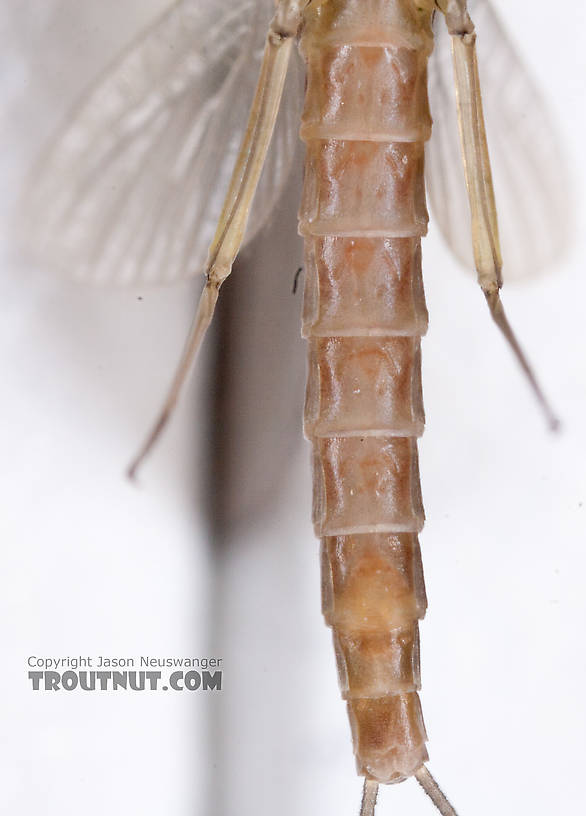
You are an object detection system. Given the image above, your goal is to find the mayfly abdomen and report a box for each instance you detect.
[15,0,577,811]
[298,0,435,783]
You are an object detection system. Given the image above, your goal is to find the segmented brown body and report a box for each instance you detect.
[299,0,435,784]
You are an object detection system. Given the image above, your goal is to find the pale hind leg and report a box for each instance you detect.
[438,0,559,430]
[128,0,306,478]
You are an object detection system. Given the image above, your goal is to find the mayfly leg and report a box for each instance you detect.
[437,0,560,431]
[127,0,307,479]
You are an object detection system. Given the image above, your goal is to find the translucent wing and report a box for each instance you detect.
[22,0,302,285]
[426,0,570,282]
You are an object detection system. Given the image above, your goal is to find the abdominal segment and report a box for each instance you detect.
[299,0,435,784]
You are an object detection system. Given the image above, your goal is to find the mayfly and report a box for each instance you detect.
[21,0,569,814]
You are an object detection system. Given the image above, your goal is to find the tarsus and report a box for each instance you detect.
[484,290,561,433]
[126,282,219,480]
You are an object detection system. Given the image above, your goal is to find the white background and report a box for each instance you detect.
[1,2,585,815]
